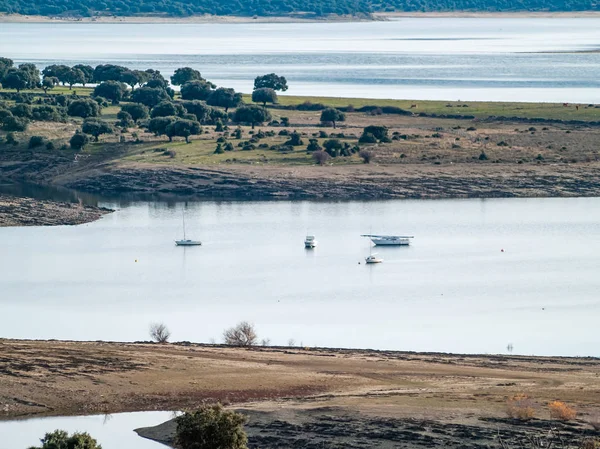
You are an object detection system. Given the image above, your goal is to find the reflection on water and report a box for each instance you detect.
[0,194,599,356]
[0,411,172,449]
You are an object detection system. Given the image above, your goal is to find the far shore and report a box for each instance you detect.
[2,11,600,24]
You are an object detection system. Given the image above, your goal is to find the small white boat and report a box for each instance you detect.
[176,210,201,247]
[361,234,414,246]
[304,235,318,248]
[365,254,383,264]
[176,239,202,246]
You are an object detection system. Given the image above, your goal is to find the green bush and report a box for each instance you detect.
[2,115,29,132]
[28,135,45,149]
[70,132,90,150]
[175,404,248,449]
[29,429,102,449]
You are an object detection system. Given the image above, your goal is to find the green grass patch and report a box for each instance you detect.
[262,95,600,122]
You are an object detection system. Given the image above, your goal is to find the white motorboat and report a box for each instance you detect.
[365,254,383,264]
[304,235,318,248]
[175,210,201,246]
[361,234,414,246]
[176,239,202,246]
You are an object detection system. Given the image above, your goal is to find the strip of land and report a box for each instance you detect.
[0,340,598,447]
[2,91,600,202]
[2,12,600,23]
[0,194,111,226]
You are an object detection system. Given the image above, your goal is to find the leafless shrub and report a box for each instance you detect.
[506,394,536,421]
[223,321,257,347]
[260,338,271,347]
[312,150,330,166]
[359,149,373,164]
[288,338,296,347]
[149,322,171,343]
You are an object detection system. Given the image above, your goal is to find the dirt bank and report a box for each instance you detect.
[0,194,112,226]
[1,340,599,419]
[61,161,600,200]
[1,340,598,447]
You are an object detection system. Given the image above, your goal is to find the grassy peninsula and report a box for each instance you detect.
[1,60,600,203]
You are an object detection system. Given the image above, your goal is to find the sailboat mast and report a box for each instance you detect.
[182,209,186,240]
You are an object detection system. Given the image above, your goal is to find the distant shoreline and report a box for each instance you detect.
[1,11,600,24]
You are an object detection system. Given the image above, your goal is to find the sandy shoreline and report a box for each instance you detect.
[1,11,600,24]
[0,339,598,447]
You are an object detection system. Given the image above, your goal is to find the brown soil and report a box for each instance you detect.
[1,340,599,421]
[0,194,112,226]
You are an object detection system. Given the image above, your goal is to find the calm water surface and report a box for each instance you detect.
[1,197,599,356]
[1,18,599,102]
[0,411,171,449]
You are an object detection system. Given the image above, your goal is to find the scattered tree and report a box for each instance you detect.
[175,404,248,449]
[148,116,178,137]
[254,73,288,92]
[42,77,58,93]
[120,103,149,122]
[131,87,171,108]
[165,119,201,143]
[93,64,129,83]
[151,100,184,118]
[68,98,101,118]
[233,105,271,129]
[170,67,203,86]
[64,67,85,89]
[223,321,257,346]
[149,322,171,343]
[207,87,242,112]
[320,108,346,129]
[82,119,113,141]
[93,80,128,104]
[72,64,94,86]
[180,80,215,101]
[251,88,277,107]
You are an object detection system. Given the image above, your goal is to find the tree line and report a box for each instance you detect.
[0,0,595,18]
[0,58,296,148]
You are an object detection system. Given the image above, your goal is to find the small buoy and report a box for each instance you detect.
[358,261,361,264]
[135,259,138,262]
[501,249,504,252]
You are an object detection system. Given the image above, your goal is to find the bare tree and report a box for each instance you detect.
[149,322,171,343]
[260,338,271,347]
[223,321,257,347]
[312,150,330,166]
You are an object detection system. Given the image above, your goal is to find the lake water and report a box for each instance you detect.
[1,195,599,357]
[0,411,172,449]
[1,18,600,102]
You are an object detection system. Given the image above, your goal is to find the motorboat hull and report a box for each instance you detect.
[175,240,202,246]
[371,237,411,246]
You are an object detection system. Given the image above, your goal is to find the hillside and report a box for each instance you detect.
[0,0,597,19]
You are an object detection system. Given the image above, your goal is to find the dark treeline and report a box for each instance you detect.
[0,58,294,148]
[0,0,597,18]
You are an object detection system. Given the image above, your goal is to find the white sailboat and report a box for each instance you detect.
[365,232,383,264]
[175,210,201,246]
